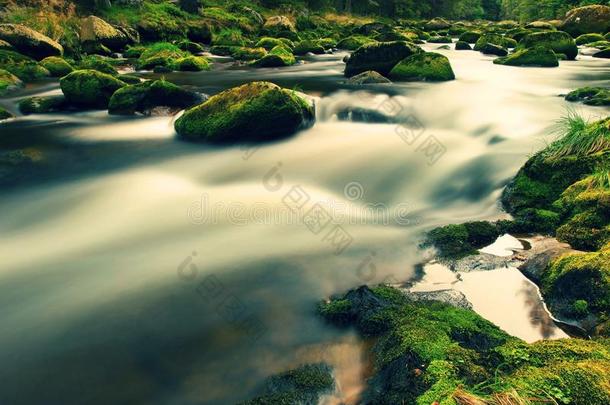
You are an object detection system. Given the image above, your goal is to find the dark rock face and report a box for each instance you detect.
[0,24,63,60]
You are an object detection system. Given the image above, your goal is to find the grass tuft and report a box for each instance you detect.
[545,110,610,160]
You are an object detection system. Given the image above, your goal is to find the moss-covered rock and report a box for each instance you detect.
[80,15,133,52]
[494,46,559,67]
[479,43,508,56]
[336,35,375,50]
[293,40,325,55]
[240,363,335,405]
[255,37,287,50]
[474,33,517,51]
[389,52,454,82]
[0,39,13,51]
[212,28,247,47]
[263,16,296,35]
[250,45,295,67]
[231,47,267,61]
[0,24,62,60]
[136,42,187,71]
[526,21,556,30]
[593,48,610,58]
[561,5,610,37]
[0,50,50,81]
[458,31,481,43]
[319,284,610,402]
[78,56,118,75]
[60,69,126,108]
[423,221,502,258]
[174,56,210,72]
[0,106,13,120]
[344,41,420,77]
[123,45,146,59]
[346,70,391,85]
[108,79,203,115]
[566,87,610,106]
[174,81,314,143]
[519,31,578,60]
[175,39,205,54]
[455,40,471,50]
[39,56,74,77]
[0,69,23,95]
[575,33,606,45]
[18,95,67,115]
[424,18,451,31]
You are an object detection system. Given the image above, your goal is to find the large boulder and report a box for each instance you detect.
[80,16,133,52]
[336,35,375,50]
[0,24,62,60]
[389,52,455,82]
[474,33,517,51]
[39,56,74,77]
[263,16,296,34]
[424,17,451,31]
[561,5,610,37]
[480,43,508,56]
[0,50,50,81]
[458,31,481,43]
[250,45,295,67]
[174,81,314,143]
[518,31,578,60]
[565,87,610,106]
[18,95,68,115]
[344,41,420,77]
[109,79,204,115]
[455,40,471,50]
[136,42,187,70]
[60,69,126,108]
[493,46,559,67]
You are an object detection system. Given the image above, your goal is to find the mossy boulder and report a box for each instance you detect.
[0,107,13,120]
[593,48,610,59]
[344,41,420,77]
[423,221,502,258]
[174,56,210,72]
[0,39,13,51]
[455,41,471,50]
[108,79,203,115]
[136,42,187,70]
[212,29,247,47]
[0,24,62,60]
[231,47,267,61]
[575,33,606,45]
[566,87,610,106]
[255,37,287,50]
[519,31,578,60]
[336,35,375,50]
[60,70,126,109]
[293,40,325,55]
[0,69,23,95]
[79,56,118,75]
[427,36,452,44]
[561,5,610,37]
[250,45,295,67]
[175,40,205,54]
[389,52,455,82]
[174,81,314,144]
[494,46,559,67]
[474,33,517,51]
[480,43,508,56]
[123,45,146,59]
[526,21,556,30]
[241,363,334,404]
[458,31,481,43]
[346,70,391,85]
[39,56,74,77]
[80,16,132,52]
[18,95,67,115]
[424,18,451,31]
[0,50,50,81]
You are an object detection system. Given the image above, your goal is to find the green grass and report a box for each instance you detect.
[545,110,610,160]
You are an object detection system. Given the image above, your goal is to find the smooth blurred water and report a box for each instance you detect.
[0,45,609,404]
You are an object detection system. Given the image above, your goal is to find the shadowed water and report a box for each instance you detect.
[0,45,609,404]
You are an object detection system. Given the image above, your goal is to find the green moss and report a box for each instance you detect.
[455,41,471,50]
[518,31,578,61]
[493,46,559,67]
[389,52,454,82]
[427,36,452,43]
[38,56,73,77]
[136,42,187,70]
[293,40,325,55]
[174,81,314,144]
[255,37,286,50]
[175,40,204,54]
[474,33,517,51]
[108,79,201,115]
[212,28,247,47]
[0,50,50,81]
[0,106,13,120]
[423,221,501,258]
[60,69,126,108]
[78,56,118,75]
[250,45,295,67]
[174,56,210,72]
[18,95,67,114]
[566,87,610,106]
[344,41,421,77]
[576,33,606,45]
[0,68,23,95]
[123,45,146,59]
[336,35,376,50]
[231,47,267,61]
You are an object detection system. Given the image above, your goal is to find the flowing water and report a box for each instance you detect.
[0,44,609,404]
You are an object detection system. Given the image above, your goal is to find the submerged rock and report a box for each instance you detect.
[561,5,610,36]
[565,87,610,106]
[0,24,63,60]
[346,70,391,85]
[518,31,578,60]
[389,52,455,81]
[174,81,314,143]
[344,41,420,77]
[60,69,126,108]
[336,107,395,123]
[494,46,559,67]
[455,40,471,50]
[18,95,68,114]
[108,79,204,115]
